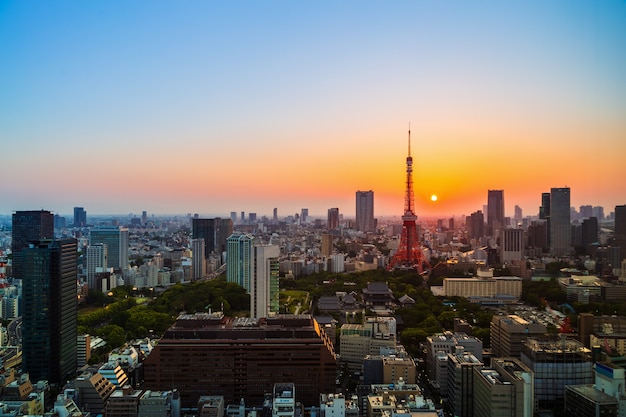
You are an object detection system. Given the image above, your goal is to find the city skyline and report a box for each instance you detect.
[1,1,625,218]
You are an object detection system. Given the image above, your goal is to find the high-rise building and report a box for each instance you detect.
[615,205,626,266]
[86,243,108,290]
[22,238,77,384]
[474,358,534,417]
[191,238,206,280]
[540,192,551,247]
[11,210,55,279]
[514,205,523,223]
[356,191,375,232]
[73,207,87,227]
[250,244,280,319]
[301,208,309,224]
[142,314,337,408]
[550,187,571,256]
[226,233,254,291]
[490,314,546,358]
[141,211,148,225]
[521,337,593,409]
[327,208,339,230]
[192,218,233,260]
[273,208,278,222]
[321,234,334,257]
[90,226,129,271]
[487,190,505,237]
[501,228,525,263]
[466,211,484,241]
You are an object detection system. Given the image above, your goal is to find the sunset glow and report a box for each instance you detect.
[0,1,625,219]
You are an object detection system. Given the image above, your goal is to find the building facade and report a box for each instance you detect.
[22,239,78,384]
[226,233,254,291]
[192,218,233,260]
[142,314,337,408]
[250,244,280,319]
[355,191,375,233]
[90,226,129,271]
[550,187,571,256]
[11,210,55,279]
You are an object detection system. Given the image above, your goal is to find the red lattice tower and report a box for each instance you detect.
[389,128,430,273]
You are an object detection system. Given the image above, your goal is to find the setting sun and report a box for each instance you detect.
[431,195,438,202]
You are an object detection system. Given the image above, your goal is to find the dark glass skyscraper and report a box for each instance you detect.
[11,210,54,279]
[73,207,87,227]
[192,218,233,259]
[487,189,504,237]
[550,187,571,256]
[22,238,77,384]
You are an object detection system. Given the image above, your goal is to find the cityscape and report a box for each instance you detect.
[2,2,626,417]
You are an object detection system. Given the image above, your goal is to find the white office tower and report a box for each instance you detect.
[90,226,129,271]
[330,254,345,273]
[86,243,108,290]
[251,244,280,319]
[191,238,206,280]
[500,228,524,263]
[272,383,295,417]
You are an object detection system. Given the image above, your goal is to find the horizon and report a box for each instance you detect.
[2,1,625,218]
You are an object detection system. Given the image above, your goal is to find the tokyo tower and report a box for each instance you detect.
[389,128,430,273]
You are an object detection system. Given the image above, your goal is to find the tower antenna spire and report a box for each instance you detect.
[388,125,430,274]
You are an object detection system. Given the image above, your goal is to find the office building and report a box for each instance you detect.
[191,238,206,280]
[301,208,309,224]
[226,232,254,291]
[447,351,483,417]
[327,208,339,230]
[550,187,571,256]
[272,383,295,417]
[521,336,593,408]
[73,207,87,227]
[90,226,129,271]
[565,362,623,417]
[250,244,280,319]
[273,208,278,222]
[11,209,54,279]
[192,218,233,260]
[615,205,626,264]
[466,211,484,241]
[490,315,546,358]
[473,358,534,417]
[442,275,522,301]
[22,238,78,384]
[142,314,337,408]
[540,192,551,246]
[500,228,524,263]
[356,191,375,232]
[86,243,108,290]
[340,317,397,371]
[321,234,333,257]
[487,190,505,237]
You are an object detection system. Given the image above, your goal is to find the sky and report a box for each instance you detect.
[1,1,625,220]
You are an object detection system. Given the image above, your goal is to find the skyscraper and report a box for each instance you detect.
[90,226,129,271]
[356,190,375,232]
[191,238,206,280]
[226,232,254,291]
[250,244,280,319]
[11,210,55,279]
[550,187,571,256]
[614,205,626,264]
[192,218,233,260]
[73,207,87,227]
[22,238,77,384]
[86,243,108,290]
[327,208,339,230]
[487,190,505,237]
[466,210,485,241]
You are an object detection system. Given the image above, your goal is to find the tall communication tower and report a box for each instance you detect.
[389,128,429,273]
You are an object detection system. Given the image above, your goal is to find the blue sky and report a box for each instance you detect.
[1,1,625,218]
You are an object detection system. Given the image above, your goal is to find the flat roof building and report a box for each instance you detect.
[143,314,337,408]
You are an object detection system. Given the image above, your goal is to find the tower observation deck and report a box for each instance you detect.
[388,128,430,273]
